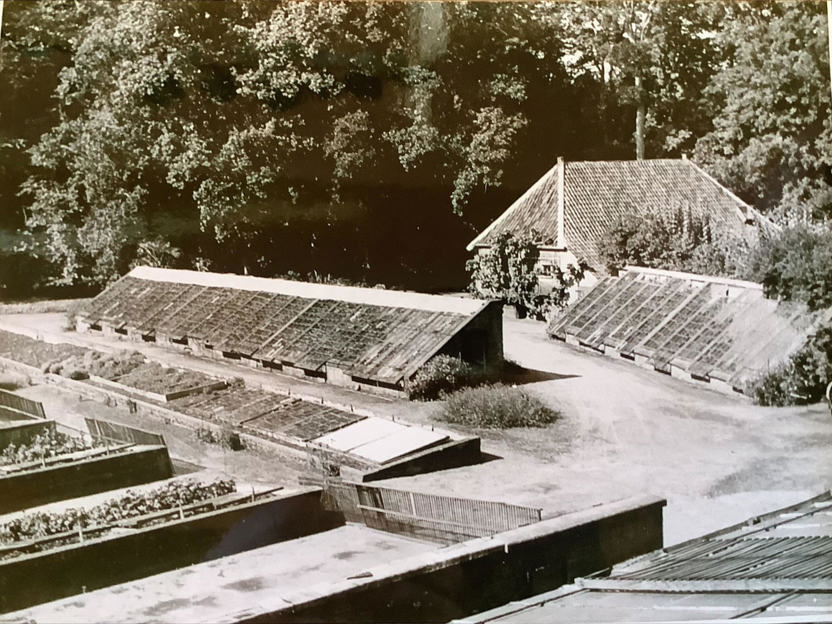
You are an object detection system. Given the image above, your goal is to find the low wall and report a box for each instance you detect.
[235,495,666,624]
[0,445,173,514]
[0,488,342,613]
[89,374,227,403]
[0,419,55,449]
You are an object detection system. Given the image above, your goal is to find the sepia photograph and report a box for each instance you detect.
[0,1,830,622]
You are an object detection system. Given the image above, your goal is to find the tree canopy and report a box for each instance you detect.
[0,0,829,292]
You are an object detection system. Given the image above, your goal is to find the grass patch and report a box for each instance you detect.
[438,384,559,429]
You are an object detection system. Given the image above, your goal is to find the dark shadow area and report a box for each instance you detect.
[501,361,580,386]
[474,451,502,465]
[171,458,204,475]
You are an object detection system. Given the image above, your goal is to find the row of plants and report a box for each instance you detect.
[0,430,93,467]
[0,478,236,545]
[0,329,89,370]
[114,362,213,394]
[45,350,147,381]
[42,349,216,395]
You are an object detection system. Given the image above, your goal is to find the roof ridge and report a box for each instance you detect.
[127,266,487,316]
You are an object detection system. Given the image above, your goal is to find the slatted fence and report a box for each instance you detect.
[310,478,542,544]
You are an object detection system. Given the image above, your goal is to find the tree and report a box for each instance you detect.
[746,223,832,311]
[466,232,585,319]
[553,0,722,158]
[14,1,557,286]
[694,2,832,221]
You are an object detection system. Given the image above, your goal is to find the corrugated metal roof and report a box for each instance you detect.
[468,159,760,273]
[547,266,832,395]
[457,492,832,624]
[79,270,493,385]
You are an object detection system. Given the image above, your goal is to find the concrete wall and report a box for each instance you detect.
[0,445,173,514]
[0,419,55,450]
[0,489,342,613]
[238,495,666,624]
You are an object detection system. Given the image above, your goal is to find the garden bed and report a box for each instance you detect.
[0,477,237,559]
[0,330,90,370]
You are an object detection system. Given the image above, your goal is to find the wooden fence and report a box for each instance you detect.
[307,478,542,544]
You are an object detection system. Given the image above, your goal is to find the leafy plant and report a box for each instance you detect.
[407,355,486,401]
[0,430,93,466]
[751,325,832,406]
[746,224,832,312]
[0,478,236,544]
[438,384,559,428]
[599,207,753,278]
[467,232,585,320]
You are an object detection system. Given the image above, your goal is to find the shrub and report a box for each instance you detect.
[752,325,832,406]
[438,384,559,428]
[407,355,485,401]
[599,208,755,279]
[746,223,832,311]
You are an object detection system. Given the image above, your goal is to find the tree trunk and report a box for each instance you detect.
[827,0,832,106]
[635,75,645,160]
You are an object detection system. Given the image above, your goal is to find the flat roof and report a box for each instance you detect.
[10,524,435,623]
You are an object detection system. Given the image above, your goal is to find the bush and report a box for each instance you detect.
[407,355,485,401]
[599,208,755,279]
[438,384,559,428]
[752,325,832,406]
[746,224,832,311]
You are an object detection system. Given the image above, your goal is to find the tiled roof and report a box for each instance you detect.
[547,266,832,394]
[78,267,490,385]
[468,159,756,272]
[459,491,832,623]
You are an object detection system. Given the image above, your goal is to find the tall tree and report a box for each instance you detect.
[694,2,832,222]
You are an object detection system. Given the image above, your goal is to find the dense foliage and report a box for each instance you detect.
[1,1,828,293]
[0,429,91,466]
[752,326,832,406]
[0,478,236,543]
[599,207,755,278]
[438,384,559,429]
[407,355,486,401]
[746,224,832,312]
[466,232,586,319]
